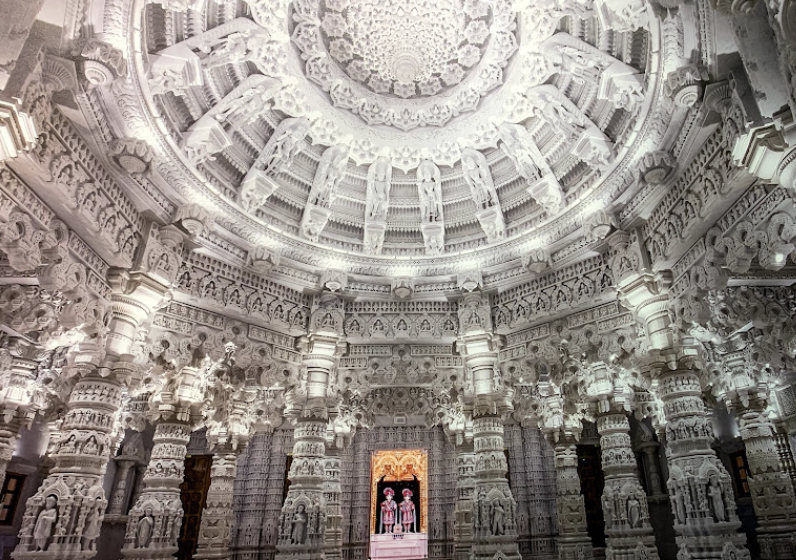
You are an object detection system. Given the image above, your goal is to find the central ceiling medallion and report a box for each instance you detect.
[320,0,491,99]
[291,0,518,132]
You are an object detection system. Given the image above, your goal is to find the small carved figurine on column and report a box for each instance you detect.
[291,504,308,544]
[33,495,58,551]
[135,506,155,548]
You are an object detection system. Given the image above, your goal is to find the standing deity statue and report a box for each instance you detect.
[258,117,311,175]
[381,488,397,534]
[81,497,103,551]
[498,123,540,180]
[627,495,641,528]
[399,489,416,533]
[135,507,155,548]
[461,149,498,210]
[33,495,58,551]
[198,32,250,70]
[707,477,726,522]
[417,160,442,223]
[309,145,350,208]
[366,157,392,222]
[214,76,284,124]
[490,499,506,536]
[290,504,308,544]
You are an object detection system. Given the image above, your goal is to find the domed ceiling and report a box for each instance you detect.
[133,0,664,277]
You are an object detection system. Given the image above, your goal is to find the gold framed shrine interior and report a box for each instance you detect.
[369,449,428,534]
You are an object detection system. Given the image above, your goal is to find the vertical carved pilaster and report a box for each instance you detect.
[471,415,521,560]
[275,416,328,560]
[655,367,750,560]
[596,411,660,560]
[120,420,192,560]
[729,394,796,560]
[194,450,238,560]
[453,442,475,560]
[323,446,343,560]
[551,436,594,560]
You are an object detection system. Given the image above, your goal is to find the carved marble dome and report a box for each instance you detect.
[129,0,658,278]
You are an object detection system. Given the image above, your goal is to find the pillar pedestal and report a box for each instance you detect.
[194,449,239,560]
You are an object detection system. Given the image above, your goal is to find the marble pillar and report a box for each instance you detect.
[323,446,343,560]
[194,449,239,560]
[550,435,594,560]
[730,394,796,560]
[596,411,660,560]
[275,416,328,560]
[471,415,521,560]
[453,442,475,560]
[119,420,192,560]
[656,367,750,560]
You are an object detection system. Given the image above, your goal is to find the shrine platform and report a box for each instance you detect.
[369,532,428,559]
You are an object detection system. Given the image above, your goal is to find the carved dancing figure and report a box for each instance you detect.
[381,487,397,534]
[33,495,58,551]
[399,489,416,533]
[290,504,308,544]
[417,160,442,223]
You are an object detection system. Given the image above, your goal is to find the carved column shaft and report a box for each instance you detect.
[275,416,328,560]
[107,458,136,517]
[731,396,796,560]
[596,411,659,560]
[471,415,521,560]
[552,437,594,560]
[12,374,123,560]
[323,447,343,560]
[120,420,191,560]
[194,449,239,560]
[656,368,749,560]
[453,443,475,560]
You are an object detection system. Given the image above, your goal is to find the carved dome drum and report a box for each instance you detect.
[132,0,659,277]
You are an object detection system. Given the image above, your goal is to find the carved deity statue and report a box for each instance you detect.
[214,77,283,124]
[381,487,397,534]
[708,477,726,522]
[627,495,640,528]
[366,157,392,222]
[199,32,250,70]
[290,504,308,544]
[258,117,311,175]
[461,149,498,210]
[490,499,506,536]
[81,498,102,551]
[498,123,540,180]
[399,489,416,533]
[309,145,349,208]
[33,495,58,551]
[417,160,442,223]
[135,507,155,548]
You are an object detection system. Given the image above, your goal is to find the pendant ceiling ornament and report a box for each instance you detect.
[123,0,666,273]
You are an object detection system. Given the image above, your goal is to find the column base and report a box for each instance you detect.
[558,535,595,560]
[275,546,326,560]
[118,547,178,560]
[757,531,796,560]
[605,534,658,560]
[472,538,522,560]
